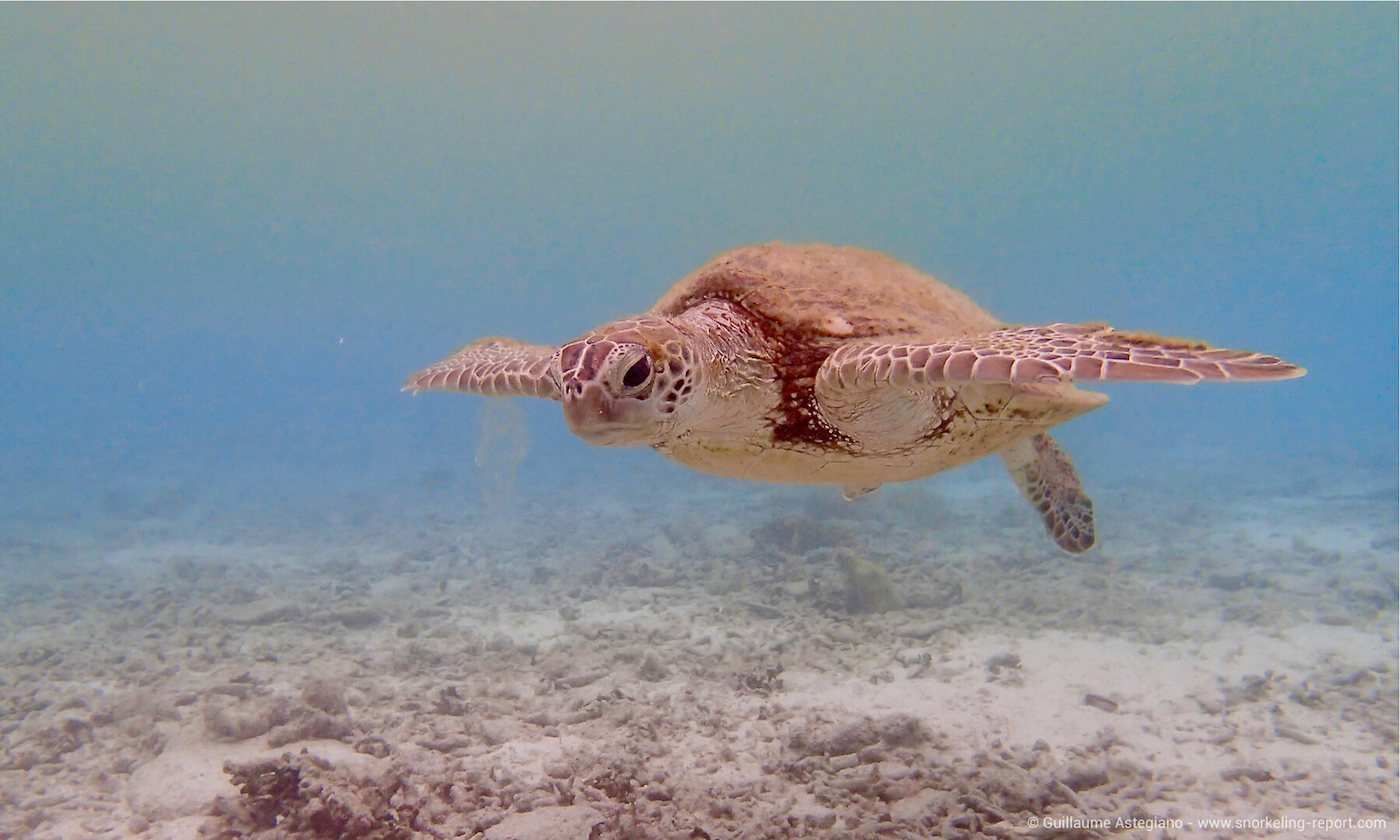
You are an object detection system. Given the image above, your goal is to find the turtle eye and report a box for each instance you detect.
[620,355,652,391]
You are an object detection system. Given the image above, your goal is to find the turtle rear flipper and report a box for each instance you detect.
[404,338,560,400]
[1001,433,1095,554]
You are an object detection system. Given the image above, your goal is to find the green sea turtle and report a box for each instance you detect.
[405,244,1303,553]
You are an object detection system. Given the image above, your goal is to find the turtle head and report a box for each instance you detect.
[552,317,701,447]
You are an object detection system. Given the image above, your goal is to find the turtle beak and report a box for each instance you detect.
[562,380,651,446]
[563,382,611,438]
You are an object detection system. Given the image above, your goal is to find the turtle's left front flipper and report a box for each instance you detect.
[404,338,561,400]
[820,323,1306,388]
[814,322,1303,442]
[1001,433,1095,554]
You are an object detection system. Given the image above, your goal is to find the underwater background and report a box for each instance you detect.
[0,5,1396,839]
[2,4,1395,513]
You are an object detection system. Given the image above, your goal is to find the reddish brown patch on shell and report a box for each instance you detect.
[650,244,1006,452]
[764,328,852,450]
[674,289,854,450]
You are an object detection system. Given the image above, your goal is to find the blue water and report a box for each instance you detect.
[1,8,1397,837]
[1,4,1395,531]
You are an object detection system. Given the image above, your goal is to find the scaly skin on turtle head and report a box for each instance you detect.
[551,315,706,447]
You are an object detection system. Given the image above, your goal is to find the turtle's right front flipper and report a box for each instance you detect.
[404,338,561,400]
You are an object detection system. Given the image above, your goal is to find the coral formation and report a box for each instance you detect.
[835,548,904,614]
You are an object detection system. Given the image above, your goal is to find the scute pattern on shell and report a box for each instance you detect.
[651,243,1003,344]
[647,244,1006,451]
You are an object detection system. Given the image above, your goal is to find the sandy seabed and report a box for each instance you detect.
[1,458,1395,840]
